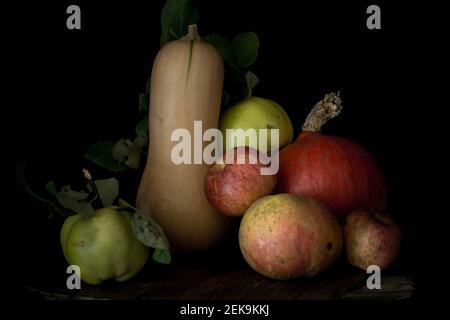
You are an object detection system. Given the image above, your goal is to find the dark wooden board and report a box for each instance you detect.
[25,246,414,300]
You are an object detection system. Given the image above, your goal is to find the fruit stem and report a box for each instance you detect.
[187,24,198,41]
[83,168,104,208]
[302,92,342,132]
[215,162,226,171]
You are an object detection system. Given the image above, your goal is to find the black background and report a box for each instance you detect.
[6,0,442,310]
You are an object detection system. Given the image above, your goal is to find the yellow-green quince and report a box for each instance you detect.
[60,206,149,285]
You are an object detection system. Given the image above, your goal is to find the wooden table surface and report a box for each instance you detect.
[25,241,414,300]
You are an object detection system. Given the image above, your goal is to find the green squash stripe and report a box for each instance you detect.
[185,40,195,88]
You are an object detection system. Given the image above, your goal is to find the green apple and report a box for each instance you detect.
[219,97,294,152]
[60,207,149,285]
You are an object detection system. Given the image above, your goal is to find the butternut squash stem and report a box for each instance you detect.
[302,92,343,132]
[187,24,198,41]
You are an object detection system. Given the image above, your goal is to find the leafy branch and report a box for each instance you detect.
[16,164,171,264]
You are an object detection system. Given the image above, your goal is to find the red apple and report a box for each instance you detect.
[343,208,402,270]
[239,194,343,279]
[204,147,277,217]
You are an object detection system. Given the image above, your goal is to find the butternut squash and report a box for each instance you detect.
[136,25,231,251]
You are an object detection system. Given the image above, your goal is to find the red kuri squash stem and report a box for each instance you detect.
[302,92,343,132]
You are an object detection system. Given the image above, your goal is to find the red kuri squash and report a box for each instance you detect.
[277,93,386,217]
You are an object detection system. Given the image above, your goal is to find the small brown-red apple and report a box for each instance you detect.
[204,147,277,217]
[343,208,402,270]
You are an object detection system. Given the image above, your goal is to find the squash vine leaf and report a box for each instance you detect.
[205,32,260,108]
[85,141,128,173]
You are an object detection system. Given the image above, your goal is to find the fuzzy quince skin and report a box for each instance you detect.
[60,206,149,285]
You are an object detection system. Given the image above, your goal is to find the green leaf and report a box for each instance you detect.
[112,139,133,162]
[45,181,57,195]
[136,116,149,137]
[138,93,149,114]
[204,34,232,61]
[55,192,95,218]
[15,164,73,218]
[118,198,137,212]
[224,69,253,106]
[85,141,128,173]
[126,137,148,169]
[124,150,141,170]
[152,248,171,265]
[132,212,170,249]
[245,71,260,98]
[60,186,90,202]
[118,199,170,251]
[161,0,199,45]
[133,136,148,149]
[112,137,147,170]
[87,178,119,207]
[230,32,259,68]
